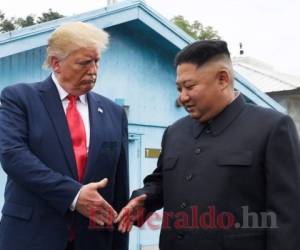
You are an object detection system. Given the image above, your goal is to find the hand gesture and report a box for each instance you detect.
[115,194,147,233]
[76,178,117,226]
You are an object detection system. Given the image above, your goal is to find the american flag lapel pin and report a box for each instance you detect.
[97,107,103,114]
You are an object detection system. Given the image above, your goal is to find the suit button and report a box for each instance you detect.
[205,128,212,134]
[186,174,193,181]
[177,233,185,240]
[195,148,201,154]
[180,202,187,209]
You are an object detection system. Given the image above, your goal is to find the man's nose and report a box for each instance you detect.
[87,61,98,74]
[179,90,190,104]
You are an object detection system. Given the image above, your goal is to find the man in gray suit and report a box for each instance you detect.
[116,40,300,250]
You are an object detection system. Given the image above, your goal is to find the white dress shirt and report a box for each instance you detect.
[51,73,90,149]
[51,73,89,211]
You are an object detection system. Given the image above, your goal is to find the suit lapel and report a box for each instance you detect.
[38,76,78,179]
[84,92,106,182]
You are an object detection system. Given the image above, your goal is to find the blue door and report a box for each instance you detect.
[128,133,142,250]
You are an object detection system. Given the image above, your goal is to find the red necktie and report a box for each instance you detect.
[66,95,87,183]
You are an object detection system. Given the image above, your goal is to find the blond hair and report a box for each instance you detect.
[44,21,109,68]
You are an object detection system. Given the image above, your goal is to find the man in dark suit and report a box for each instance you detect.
[116,40,300,250]
[0,22,128,250]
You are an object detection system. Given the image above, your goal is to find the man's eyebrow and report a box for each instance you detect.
[177,79,194,85]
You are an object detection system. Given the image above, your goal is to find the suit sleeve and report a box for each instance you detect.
[265,114,300,250]
[112,109,129,250]
[129,128,167,226]
[0,86,82,215]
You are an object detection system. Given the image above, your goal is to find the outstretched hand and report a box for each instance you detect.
[76,178,117,226]
[115,194,147,233]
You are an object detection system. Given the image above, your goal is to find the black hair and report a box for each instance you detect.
[174,40,230,67]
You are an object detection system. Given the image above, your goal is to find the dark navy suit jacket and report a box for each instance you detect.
[0,76,129,250]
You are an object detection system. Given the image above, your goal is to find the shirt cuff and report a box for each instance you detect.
[70,188,82,211]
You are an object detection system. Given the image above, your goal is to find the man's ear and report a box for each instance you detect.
[217,69,231,90]
[50,57,61,73]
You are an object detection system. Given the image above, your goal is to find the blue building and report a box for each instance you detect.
[0,1,284,249]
